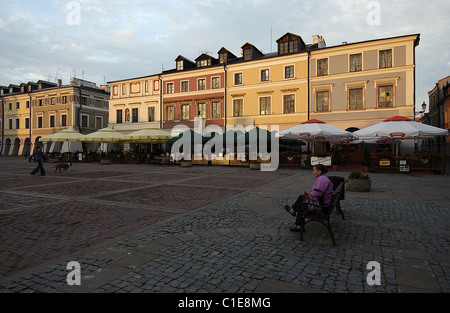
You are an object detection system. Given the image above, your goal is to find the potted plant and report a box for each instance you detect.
[362,144,371,172]
[346,172,371,192]
[331,146,341,171]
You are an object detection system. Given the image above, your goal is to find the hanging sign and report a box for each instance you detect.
[311,156,332,166]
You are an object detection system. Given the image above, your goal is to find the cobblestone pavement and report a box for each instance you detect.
[0,156,449,294]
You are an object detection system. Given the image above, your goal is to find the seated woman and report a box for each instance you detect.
[284,164,334,232]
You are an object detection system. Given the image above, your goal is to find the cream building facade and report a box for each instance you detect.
[108,74,161,135]
[309,34,420,131]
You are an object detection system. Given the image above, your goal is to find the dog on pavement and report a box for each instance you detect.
[54,162,72,173]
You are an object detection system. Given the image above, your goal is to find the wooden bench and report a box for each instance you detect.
[298,181,346,246]
[328,176,346,220]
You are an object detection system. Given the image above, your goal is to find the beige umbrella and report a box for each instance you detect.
[79,128,125,143]
[39,129,83,142]
[123,128,174,144]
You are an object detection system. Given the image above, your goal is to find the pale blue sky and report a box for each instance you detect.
[0,0,449,111]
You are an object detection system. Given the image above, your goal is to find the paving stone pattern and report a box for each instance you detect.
[0,157,449,293]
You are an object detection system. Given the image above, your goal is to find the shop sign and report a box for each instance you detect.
[311,156,332,166]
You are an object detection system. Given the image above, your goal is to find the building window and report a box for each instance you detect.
[132,108,139,123]
[16,102,20,109]
[177,60,184,71]
[62,96,68,104]
[233,99,243,117]
[197,103,206,119]
[350,54,362,72]
[148,107,155,122]
[26,101,30,108]
[81,115,88,128]
[219,53,227,64]
[51,98,56,105]
[38,116,43,128]
[317,59,328,76]
[166,106,175,121]
[116,110,123,124]
[212,77,220,89]
[167,83,174,94]
[8,119,13,130]
[50,115,55,128]
[234,73,243,85]
[25,118,30,129]
[261,69,269,82]
[15,118,20,129]
[349,88,363,110]
[197,59,211,67]
[316,91,330,112]
[8,103,12,110]
[379,50,392,69]
[285,66,294,79]
[279,40,299,55]
[378,85,393,108]
[61,114,67,127]
[283,95,295,114]
[181,104,190,121]
[197,79,206,91]
[260,97,271,115]
[96,117,103,129]
[39,99,43,106]
[181,81,189,93]
[243,49,252,61]
[212,101,221,119]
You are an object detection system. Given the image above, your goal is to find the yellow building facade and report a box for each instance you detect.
[1,78,109,156]
[309,34,420,131]
[226,33,309,131]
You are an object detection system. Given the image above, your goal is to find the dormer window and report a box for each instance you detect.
[243,49,252,61]
[218,47,237,64]
[219,53,227,64]
[175,55,195,71]
[277,32,305,56]
[177,60,184,71]
[241,43,264,61]
[195,54,216,68]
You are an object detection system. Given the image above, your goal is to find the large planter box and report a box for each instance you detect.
[346,178,371,192]
[181,160,192,167]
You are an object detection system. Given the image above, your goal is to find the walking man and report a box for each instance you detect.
[30,146,46,176]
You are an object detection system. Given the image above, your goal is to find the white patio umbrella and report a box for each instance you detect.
[39,129,84,153]
[79,128,126,143]
[39,129,84,142]
[123,128,174,144]
[354,116,448,139]
[277,119,354,141]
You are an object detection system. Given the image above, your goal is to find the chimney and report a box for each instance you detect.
[57,79,62,87]
[312,35,326,48]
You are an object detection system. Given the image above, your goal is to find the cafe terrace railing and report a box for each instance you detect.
[371,151,446,174]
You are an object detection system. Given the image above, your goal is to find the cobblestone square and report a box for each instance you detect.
[0,157,449,294]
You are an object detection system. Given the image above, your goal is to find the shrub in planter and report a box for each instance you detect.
[331,146,342,165]
[346,172,371,192]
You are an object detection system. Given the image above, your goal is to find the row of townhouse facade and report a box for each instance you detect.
[0,78,110,156]
[108,32,420,156]
[421,75,450,154]
[0,32,420,157]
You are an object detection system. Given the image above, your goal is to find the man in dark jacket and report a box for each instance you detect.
[30,146,46,176]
